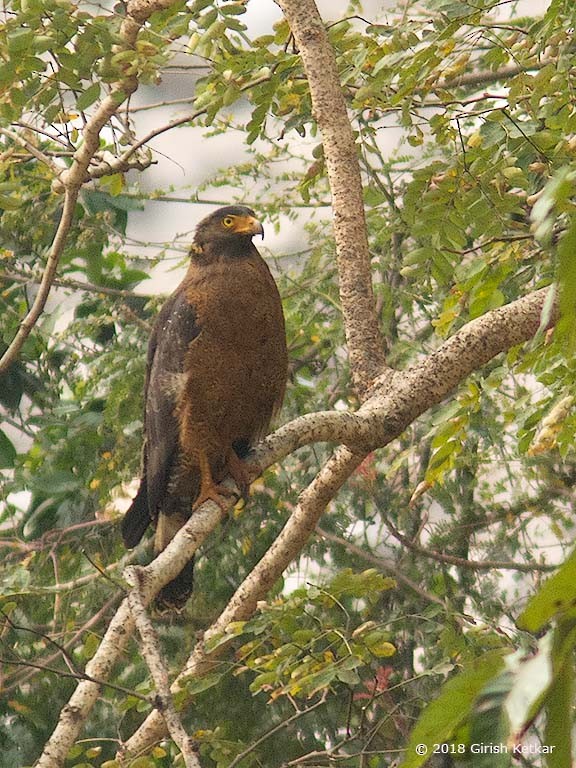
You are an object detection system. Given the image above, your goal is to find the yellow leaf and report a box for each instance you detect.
[467,132,482,148]
[528,396,574,455]
[370,641,396,658]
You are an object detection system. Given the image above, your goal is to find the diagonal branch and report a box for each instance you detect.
[117,446,364,764]
[256,285,557,460]
[35,285,556,767]
[116,288,557,762]
[33,498,226,768]
[275,0,387,396]
[0,0,181,377]
[382,518,556,573]
[315,527,446,606]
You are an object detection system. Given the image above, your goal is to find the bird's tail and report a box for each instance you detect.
[122,482,195,609]
[154,511,195,611]
[121,481,151,548]
[156,557,195,611]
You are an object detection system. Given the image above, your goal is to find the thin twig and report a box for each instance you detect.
[0,269,154,299]
[227,694,328,768]
[315,527,445,606]
[0,595,120,694]
[0,187,79,375]
[0,126,62,174]
[0,657,152,702]
[383,517,556,573]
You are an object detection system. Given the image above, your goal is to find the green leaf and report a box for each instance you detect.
[400,650,508,768]
[363,631,396,658]
[76,82,101,110]
[249,671,277,693]
[221,2,247,14]
[185,671,225,695]
[336,667,360,685]
[556,218,576,355]
[517,549,576,632]
[531,168,575,242]
[124,759,155,768]
[0,193,23,210]
[7,28,35,53]
[470,671,513,768]
[545,620,574,768]
[0,430,17,469]
[82,633,100,661]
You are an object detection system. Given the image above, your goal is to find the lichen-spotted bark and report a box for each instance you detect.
[275,0,388,396]
[37,283,554,768]
[114,286,555,764]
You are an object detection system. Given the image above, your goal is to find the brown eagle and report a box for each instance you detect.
[122,206,287,609]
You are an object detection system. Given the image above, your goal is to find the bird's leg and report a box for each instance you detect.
[226,450,260,500]
[193,449,236,511]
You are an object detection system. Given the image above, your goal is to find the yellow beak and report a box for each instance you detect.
[233,215,264,239]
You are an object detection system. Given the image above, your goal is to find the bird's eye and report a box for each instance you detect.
[222,216,234,228]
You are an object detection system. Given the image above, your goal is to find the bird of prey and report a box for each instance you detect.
[121,206,287,609]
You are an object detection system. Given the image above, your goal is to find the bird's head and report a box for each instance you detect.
[192,206,264,253]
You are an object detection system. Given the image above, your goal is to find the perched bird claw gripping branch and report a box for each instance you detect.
[121,206,288,610]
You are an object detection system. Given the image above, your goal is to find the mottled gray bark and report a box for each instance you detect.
[117,286,555,763]
[39,284,554,766]
[275,0,388,396]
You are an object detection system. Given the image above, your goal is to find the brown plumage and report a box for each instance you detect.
[122,206,287,609]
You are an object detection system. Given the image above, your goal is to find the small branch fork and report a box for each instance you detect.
[125,567,201,768]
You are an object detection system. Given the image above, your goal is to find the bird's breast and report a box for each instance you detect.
[177,256,287,458]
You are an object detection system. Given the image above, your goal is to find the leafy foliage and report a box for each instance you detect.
[0,0,575,766]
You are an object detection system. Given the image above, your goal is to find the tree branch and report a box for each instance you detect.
[256,285,557,460]
[0,188,79,376]
[382,518,556,574]
[0,657,151,702]
[364,286,557,447]
[104,72,273,173]
[315,527,446,606]
[0,0,180,377]
[0,268,154,299]
[0,127,62,175]
[275,0,387,396]
[36,284,556,766]
[116,288,558,761]
[125,567,201,768]
[227,695,328,768]
[33,495,228,768]
[117,446,364,764]
[0,595,120,695]
[437,60,548,90]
